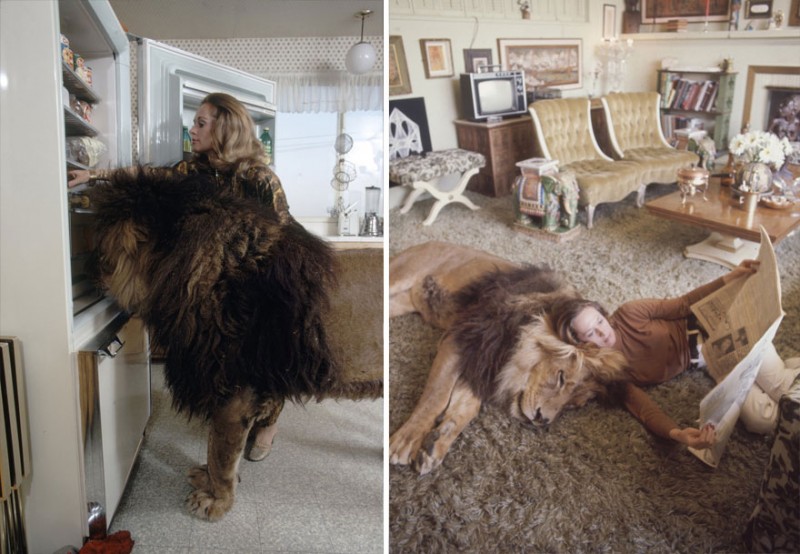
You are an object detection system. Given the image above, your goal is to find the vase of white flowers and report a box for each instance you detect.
[728,130,793,194]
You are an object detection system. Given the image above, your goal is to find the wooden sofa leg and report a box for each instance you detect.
[585,205,596,229]
[636,184,647,207]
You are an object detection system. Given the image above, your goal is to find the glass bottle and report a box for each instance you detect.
[260,128,272,164]
[182,126,191,153]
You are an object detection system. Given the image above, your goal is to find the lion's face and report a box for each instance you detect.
[496,316,627,427]
[517,353,597,426]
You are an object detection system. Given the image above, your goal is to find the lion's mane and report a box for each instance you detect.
[449,265,581,402]
[89,168,338,419]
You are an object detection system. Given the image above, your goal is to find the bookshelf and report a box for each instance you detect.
[657,69,737,152]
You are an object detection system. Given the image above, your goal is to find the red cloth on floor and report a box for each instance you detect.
[79,530,134,554]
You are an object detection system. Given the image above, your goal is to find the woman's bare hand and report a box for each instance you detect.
[669,423,716,449]
[67,169,90,187]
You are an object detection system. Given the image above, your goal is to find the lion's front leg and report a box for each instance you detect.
[390,334,461,466]
[186,391,254,521]
[414,380,482,476]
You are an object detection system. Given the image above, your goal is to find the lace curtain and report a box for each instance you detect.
[270,72,382,114]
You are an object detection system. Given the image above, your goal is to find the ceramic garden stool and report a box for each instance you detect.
[389,148,485,226]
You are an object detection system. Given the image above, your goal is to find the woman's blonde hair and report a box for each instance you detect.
[198,92,266,176]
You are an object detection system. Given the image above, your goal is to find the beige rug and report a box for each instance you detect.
[388,184,800,553]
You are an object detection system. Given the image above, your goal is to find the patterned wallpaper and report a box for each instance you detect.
[162,35,383,76]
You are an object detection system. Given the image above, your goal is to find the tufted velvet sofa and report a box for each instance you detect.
[529,98,644,229]
[601,92,699,186]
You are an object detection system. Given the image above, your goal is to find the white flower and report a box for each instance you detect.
[728,130,787,169]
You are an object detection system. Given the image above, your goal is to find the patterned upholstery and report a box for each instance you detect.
[388,149,485,186]
[602,92,699,185]
[529,98,644,228]
[744,374,800,552]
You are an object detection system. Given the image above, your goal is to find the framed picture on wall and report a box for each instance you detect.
[463,48,493,73]
[603,4,617,40]
[642,0,729,22]
[745,0,773,18]
[389,35,412,96]
[420,39,454,78]
[791,0,800,26]
[497,38,582,90]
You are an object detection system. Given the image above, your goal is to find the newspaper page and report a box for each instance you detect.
[687,227,784,467]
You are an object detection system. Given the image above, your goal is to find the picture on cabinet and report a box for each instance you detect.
[389,35,412,96]
[420,38,454,78]
[642,0,729,22]
[497,38,582,90]
[463,48,493,73]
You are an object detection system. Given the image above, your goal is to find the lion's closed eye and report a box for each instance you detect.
[557,369,565,389]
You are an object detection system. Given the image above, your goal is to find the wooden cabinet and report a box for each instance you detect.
[657,69,737,151]
[454,117,536,197]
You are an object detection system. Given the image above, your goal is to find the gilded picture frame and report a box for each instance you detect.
[420,38,454,79]
[497,38,582,90]
[642,0,730,22]
[389,35,412,96]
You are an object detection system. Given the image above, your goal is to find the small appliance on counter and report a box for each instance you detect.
[359,185,383,236]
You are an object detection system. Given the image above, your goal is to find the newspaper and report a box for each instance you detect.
[687,227,784,468]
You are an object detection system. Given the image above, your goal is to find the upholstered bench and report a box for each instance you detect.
[529,98,645,228]
[389,148,485,226]
[601,92,699,186]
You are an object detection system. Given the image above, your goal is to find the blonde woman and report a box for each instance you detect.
[69,92,289,221]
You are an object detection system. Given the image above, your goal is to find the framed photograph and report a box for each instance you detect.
[420,39,454,79]
[791,0,800,26]
[497,38,582,90]
[746,0,772,18]
[642,0,730,22]
[463,48,493,73]
[389,35,412,96]
[603,4,617,40]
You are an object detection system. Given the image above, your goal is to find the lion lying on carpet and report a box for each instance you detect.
[89,169,382,520]
[389,241,626,475]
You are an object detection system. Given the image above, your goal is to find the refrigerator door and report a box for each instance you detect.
[138,38,277,166]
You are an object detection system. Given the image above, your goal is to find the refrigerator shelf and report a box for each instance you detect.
[62,62,100,104]
[64,107,99,137]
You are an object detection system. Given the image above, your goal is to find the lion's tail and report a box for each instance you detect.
[314,379,384,401]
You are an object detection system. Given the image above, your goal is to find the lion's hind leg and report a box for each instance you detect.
[390,334,461,466]
[186,391,255,521]
[414,380,481,476]
[244,398,284,462]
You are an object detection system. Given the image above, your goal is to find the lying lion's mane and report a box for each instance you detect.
[89,167,338,419]
[449,265,578,402]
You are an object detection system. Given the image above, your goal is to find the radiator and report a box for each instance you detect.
[0,337,30,554]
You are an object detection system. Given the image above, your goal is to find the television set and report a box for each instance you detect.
[459,70,527,122]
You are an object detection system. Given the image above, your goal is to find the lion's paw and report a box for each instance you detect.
[186,488,233,521]
[389,427,426,466]
[413,429,444,475]
[187,465,210,490]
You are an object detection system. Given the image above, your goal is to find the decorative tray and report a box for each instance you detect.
[759,196,796,210]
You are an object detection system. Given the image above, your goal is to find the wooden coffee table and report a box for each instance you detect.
[645,179,800,268]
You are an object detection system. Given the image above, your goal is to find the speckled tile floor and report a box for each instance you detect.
[110,365,384,554]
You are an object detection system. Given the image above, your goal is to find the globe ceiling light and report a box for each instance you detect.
[345,9,376,75]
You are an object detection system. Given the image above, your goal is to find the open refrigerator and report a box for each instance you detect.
[0,0,277,550]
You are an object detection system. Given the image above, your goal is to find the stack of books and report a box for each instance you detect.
[662,78,720,113]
